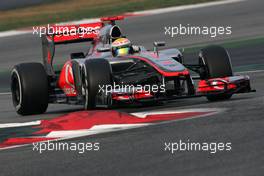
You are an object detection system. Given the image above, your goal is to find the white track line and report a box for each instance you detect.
[0,120,41,128]
[46,124,151,138]
[131,108,221,118]
[0,92,11,95]
[0,30,32,38]
[235,69,264,74]
[0,0,245,38]
[131,0,245,16]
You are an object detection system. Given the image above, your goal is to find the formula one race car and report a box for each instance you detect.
[11,16,254,115]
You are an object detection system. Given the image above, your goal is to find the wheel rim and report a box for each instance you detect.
[83,67,89,109]
[84,79,89,109]
[11,72,21,108]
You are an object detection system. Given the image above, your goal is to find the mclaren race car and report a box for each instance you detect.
[11,16,254,115]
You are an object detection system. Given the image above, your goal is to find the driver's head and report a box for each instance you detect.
[111,38,131,57]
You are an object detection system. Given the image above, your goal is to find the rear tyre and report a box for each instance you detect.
[199,45,233,101]
[11,63,49,115]
[83,59,112,109]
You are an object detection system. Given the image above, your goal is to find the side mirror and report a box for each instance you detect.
[153,41,166,56]
[97,47,111,52]
[153,41,166,47]
[180,48,185,53]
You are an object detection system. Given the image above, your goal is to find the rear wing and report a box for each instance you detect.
[41,16,124,75]
[45,22,103,44]
[42,16,124,45]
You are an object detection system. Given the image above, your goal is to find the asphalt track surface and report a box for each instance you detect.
[0,0,264,175]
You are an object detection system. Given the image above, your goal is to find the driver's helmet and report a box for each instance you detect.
[111,38,132,57]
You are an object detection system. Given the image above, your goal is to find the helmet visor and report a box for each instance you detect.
[115,47,130,56]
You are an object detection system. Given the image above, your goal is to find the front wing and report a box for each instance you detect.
[197,75,254,95]
[94,75,255,107]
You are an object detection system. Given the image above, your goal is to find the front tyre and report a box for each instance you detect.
[11,63,49,115]
[83,59,112,109]
[199,45,233,101]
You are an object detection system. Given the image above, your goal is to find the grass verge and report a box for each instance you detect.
[0,0,218,31]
